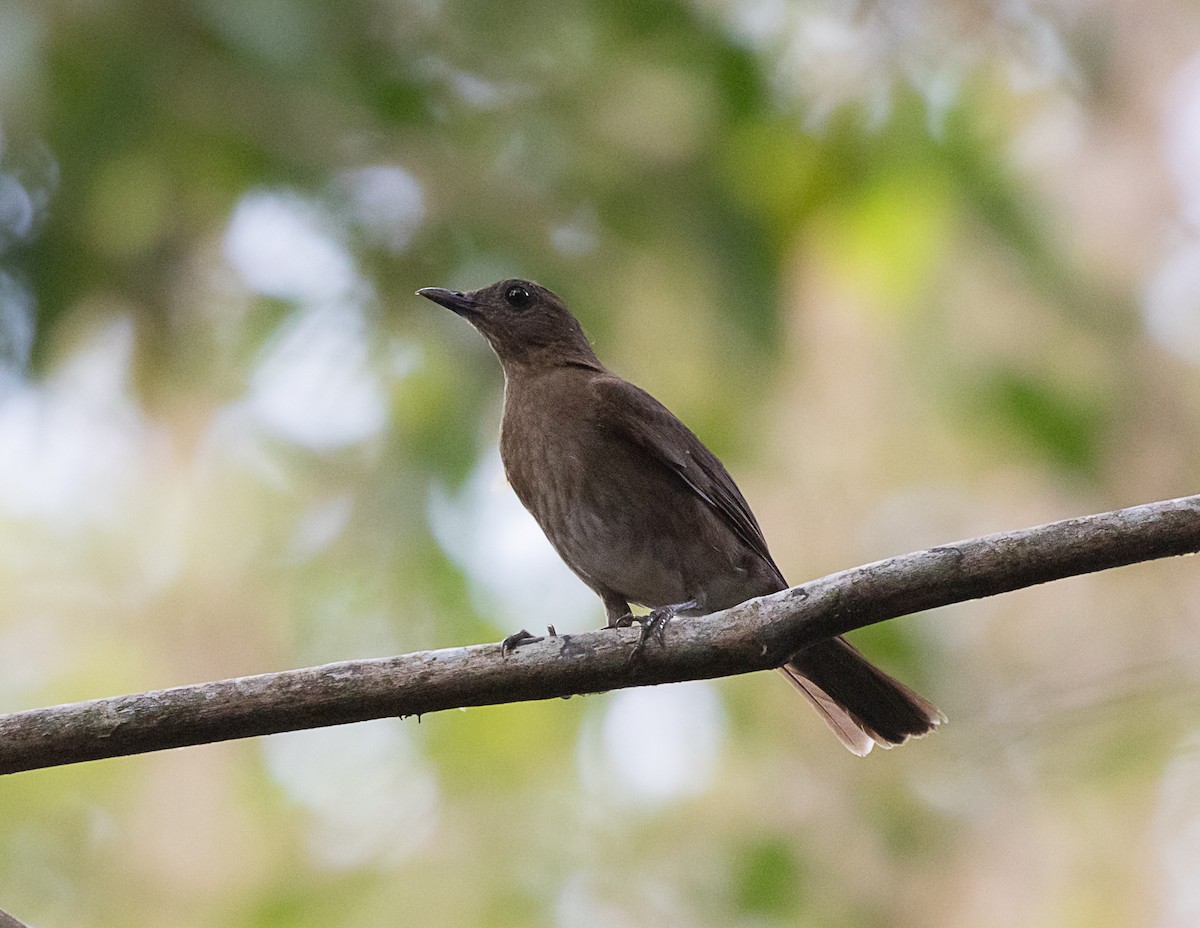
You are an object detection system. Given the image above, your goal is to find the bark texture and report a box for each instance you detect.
[2,495,1198,775]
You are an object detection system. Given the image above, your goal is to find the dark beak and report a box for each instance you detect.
[416,287,478,317]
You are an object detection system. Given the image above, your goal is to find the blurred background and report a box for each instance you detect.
[2,0,1200,924]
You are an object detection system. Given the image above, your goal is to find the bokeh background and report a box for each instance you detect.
[2,0,1200,924]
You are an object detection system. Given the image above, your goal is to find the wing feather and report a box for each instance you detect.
[589,375,785,585]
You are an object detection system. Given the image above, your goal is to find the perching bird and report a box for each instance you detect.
[418,278,941,754]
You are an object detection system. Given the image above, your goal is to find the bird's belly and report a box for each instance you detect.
[504,415,781,614]
[536,481,767,613]
[548,503,692,606]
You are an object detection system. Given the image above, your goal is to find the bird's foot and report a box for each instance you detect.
[637,607,673,647]
[501,629,543,654]
[629,600,698,657]
[606,611,663,651]
[500,625,560,654]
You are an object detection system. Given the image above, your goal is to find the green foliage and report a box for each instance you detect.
[975,369,1108,474]
[732,836,805,918]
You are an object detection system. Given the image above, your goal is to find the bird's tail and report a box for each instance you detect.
[778,636,943,756]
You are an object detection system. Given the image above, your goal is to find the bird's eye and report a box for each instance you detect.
[504,285,531,308]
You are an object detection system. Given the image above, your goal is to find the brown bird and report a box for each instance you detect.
[418,278,941,754]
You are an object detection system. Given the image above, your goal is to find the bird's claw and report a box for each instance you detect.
[501,629,543,654]
[640,608,672,646]
[628,606,675,658]
[500,625,561,654]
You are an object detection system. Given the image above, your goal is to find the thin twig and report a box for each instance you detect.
[2,495,1199,775]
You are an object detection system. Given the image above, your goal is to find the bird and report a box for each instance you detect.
[418,278,942,754]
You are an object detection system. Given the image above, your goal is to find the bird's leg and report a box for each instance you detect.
[600,591,697,654]
[601,592,634,629]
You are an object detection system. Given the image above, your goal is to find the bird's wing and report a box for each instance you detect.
[589,374,785,584]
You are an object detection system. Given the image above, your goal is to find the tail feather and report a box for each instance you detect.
[779,667,877,756]
[780,636,943,755]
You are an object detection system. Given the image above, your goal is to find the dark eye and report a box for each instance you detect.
[504,285,531,308]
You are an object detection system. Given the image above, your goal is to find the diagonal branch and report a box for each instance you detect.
[2,495,1199,775]
[0,909,30,928]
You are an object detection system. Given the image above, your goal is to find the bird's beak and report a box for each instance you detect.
[416,287,479,317]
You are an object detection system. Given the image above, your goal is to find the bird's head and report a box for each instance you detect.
[418,278,600,371]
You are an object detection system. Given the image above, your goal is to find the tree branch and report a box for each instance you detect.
[2,495,1199,775]
[0,909,30,928]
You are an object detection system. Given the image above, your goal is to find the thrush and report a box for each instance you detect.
[419,278,941,754]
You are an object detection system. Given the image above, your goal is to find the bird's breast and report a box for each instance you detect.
[500,391,684,604]
[498,371,778,612]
